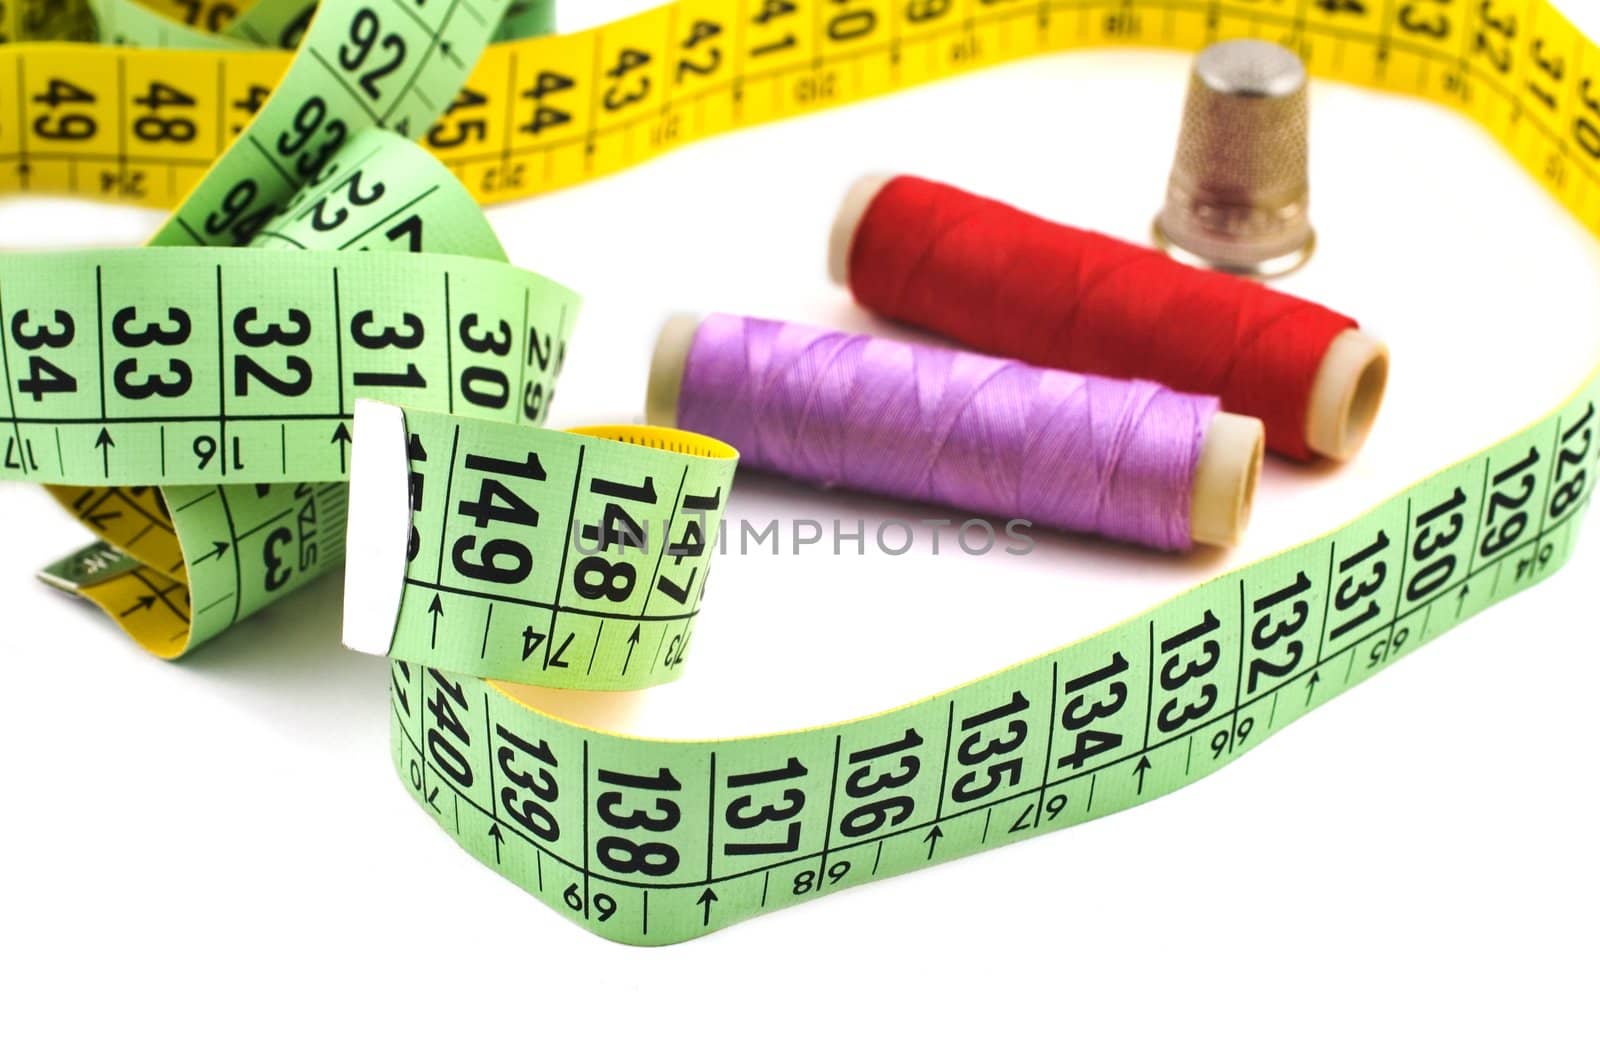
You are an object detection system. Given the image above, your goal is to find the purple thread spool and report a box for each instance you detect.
[647,313,1262,551]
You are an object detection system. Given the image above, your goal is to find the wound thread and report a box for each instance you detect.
[845,175,1358,460]
[676,313,1222,552]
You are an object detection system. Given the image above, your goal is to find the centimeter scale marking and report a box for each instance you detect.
[389,404,1599,940]
[7,0,1600,943]
[6,0,1600,229]
[0,253,576,485]
[385,406,736,687]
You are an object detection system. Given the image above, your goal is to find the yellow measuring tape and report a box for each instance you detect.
[4,0,1597,943]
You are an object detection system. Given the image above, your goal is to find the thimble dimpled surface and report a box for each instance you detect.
[1155,39,1315,277]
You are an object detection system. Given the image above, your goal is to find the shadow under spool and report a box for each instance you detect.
[648,313,1265,551]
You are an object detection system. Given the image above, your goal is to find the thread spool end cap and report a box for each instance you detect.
[1191,412,1265,548]
[1306,329,1389,461]
[829,173,896,287]
[648,312,703,428]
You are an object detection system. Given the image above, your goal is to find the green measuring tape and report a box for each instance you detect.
[343,402,737,690]
[5,0,1598,944]
[1,246,574,488]
[4,0,588,658]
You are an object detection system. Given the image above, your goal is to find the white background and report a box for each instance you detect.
[3,1,1600,1060]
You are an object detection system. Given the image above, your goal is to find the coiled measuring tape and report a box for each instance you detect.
[4,0,1598,944]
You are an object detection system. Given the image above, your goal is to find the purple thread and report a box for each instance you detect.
[677,314,1219,551]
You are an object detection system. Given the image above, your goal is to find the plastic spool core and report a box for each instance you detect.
[650,314,1263,549]
[647,312,700,427]
[1305,329,1390,461]
[1190,413,1264,548]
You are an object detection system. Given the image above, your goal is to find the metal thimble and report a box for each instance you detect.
[1154,40,1315,278]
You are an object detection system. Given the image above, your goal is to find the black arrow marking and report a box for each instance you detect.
[427,786,441,812]
[622,623,641,672]
[86,510,123,531]
[1305,671,1322,705]
[428,593,444,647]
[194,540,231,563]
[1456,583,1471,618]
[1133,755,1153,796]
[119,594,156,617]
[331,423,352,474]
[489,823,503,864]
[95,428,114,477]
[923,824,944,860]
[697,887,717,926]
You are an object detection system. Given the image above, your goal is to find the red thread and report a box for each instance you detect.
[846,176,1357,460]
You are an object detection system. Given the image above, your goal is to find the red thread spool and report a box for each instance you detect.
[829,175,1389,461]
